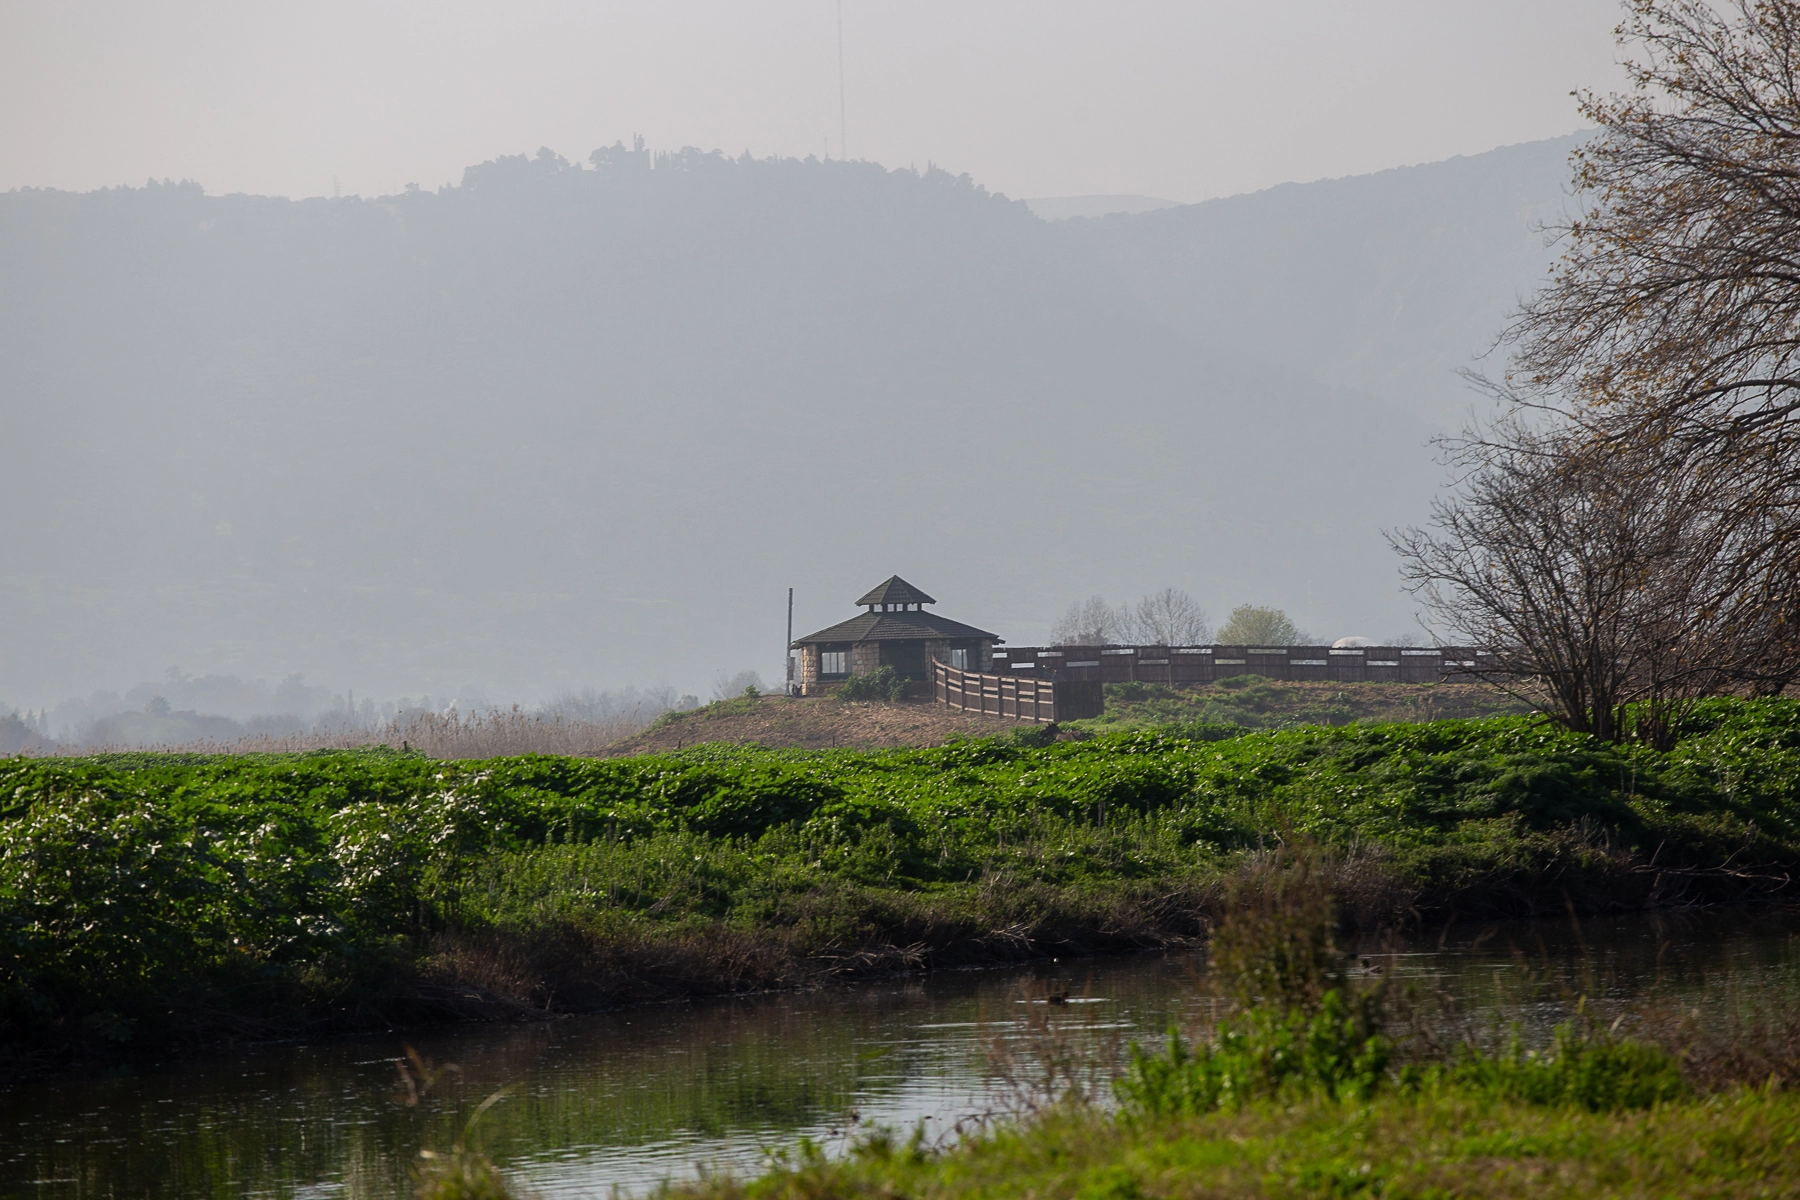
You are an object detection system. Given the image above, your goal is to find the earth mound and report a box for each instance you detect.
[608,695,1027,754]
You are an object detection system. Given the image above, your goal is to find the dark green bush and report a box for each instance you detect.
[1116,989,1392,1116]
[1114,1006,1685,1118]
[1444,1024,1689,1111]
[837,666,908,702]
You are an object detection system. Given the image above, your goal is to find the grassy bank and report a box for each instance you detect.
[443,845,1800,1200]
[660,1089,1800,1200]
[1075,677,1532,732]
[5,699,1800,1060]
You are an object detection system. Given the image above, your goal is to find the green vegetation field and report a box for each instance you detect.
[5,699,1800,1061]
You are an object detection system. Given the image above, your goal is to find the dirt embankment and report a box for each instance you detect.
[607,695,1029,754]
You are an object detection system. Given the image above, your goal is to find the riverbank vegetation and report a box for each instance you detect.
[650,1071,1800,1200]
[430,847,1800,1200]
[5,697,1800,1064]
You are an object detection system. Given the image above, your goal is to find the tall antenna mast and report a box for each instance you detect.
[836,1,847,160]
[786,587,796,694]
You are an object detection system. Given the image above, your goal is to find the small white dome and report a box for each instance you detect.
[1332,636,1375,648]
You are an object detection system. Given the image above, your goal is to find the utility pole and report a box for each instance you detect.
[836,0,847,160]
[786,588,795,695]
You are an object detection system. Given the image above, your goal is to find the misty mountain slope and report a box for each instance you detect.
[1024,195,1181,220]
[2,147,1441,702]
[1064,135,1584,425]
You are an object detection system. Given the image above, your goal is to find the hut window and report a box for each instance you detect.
[950,648,970,669]
[821,651,848,676]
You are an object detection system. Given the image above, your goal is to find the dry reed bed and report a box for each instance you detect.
[47,706,657,759]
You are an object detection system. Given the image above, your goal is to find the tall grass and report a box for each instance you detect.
[46,705,657,758]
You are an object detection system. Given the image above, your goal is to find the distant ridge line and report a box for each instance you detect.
[1023,194,1183,221]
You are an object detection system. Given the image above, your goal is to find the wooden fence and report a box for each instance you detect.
[989,644,1482,686]
[932,658,1105,724]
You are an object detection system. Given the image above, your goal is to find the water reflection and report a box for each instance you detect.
[2,908,1796,1200]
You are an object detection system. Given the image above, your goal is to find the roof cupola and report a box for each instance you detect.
[855,575,936,613]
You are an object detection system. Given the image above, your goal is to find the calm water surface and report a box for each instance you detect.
[3,908,1797,1200]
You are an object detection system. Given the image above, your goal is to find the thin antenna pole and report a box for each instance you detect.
[836,1,847,160]
[786,588,796,694]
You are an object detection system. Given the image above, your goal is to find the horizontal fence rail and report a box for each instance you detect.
[989,644,1483,686]
[931,658,1104,724]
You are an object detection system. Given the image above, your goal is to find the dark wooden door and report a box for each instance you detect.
[880,642,928,680]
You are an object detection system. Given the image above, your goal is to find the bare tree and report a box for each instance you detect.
[710,670,766,701]
[1051,595,1131,645]
[1052,589,1211,645]
[1393,418,1800,746]
[1452,1,1800,740]
[1133,588,1211,645]
[1505,1,1800,475]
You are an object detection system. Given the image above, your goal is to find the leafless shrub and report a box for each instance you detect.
[1209,842,1360,1013]
[1632,999,1800,1093]
[710,671,766,701]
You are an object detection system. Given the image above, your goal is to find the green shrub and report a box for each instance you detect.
[1115,989,1392,1117]
[837,666,908,702]
[1116,832,1685,1121]
[1444,1023,1689,1112]
[0,792,225,1022]
[1006,723,1059,749]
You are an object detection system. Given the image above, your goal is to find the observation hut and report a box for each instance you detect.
[792,576,1000,696]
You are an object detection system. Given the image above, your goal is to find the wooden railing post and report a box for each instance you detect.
[931,657,1070,725]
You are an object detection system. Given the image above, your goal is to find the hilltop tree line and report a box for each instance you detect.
[1050,591,1312,647]
[1396,0,1800,746]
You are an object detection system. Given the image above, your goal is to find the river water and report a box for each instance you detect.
[3,908,1798,1200]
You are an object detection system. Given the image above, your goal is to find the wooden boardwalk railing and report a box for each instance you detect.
[931,658,1104,724]
[989,644,1481,686]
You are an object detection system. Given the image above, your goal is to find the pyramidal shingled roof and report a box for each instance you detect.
[793,610,998,646]
[855,575,936,607]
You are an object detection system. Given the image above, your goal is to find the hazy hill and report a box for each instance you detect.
[1024,195,1182,221]
[1065,135,1582,424]
[0,139,1576,704]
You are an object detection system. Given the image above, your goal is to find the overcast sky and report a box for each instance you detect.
[3,0,1626,203]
